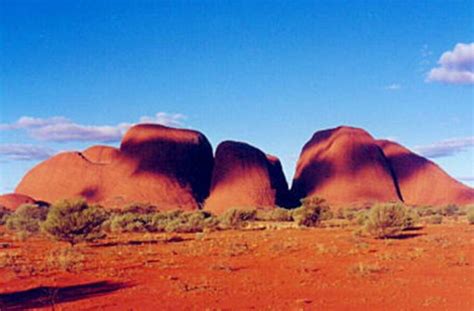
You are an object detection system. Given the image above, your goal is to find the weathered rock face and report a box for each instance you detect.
[0,193,37,210]
[291,126,402,206]
[377,140,474,206]
[120,124,214,204]
[205,141,291,214]
[266,155,298,207]
[82,145,120,164]
[15,124,214,210]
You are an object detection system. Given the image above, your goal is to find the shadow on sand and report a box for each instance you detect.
[0,281,130,310]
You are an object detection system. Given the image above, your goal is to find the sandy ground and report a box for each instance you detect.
[1,222,473,310]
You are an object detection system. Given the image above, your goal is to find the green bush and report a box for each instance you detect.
[41,198,108,246]
[0,206,12,226]
[218,208,257,229]
[108,213,151,233]
[467,206,474,225]
[402,208,420,230]
[355,210,369,225]
[255,208,293,222]
[301,196,332,220]
[6,204,48,235]
[162,211,218,233]
[364,203,407,238]
[291,205,321,227]
[120,202,159,214]
[108,209,218,233]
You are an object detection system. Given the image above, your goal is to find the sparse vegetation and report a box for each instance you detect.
[466,206,474,225]
[255,208,293,222]
[108,209,218,233]
[41,198,108,246]
[349,262,386,276]
[364,203,407,238]
[426,215,443,225]
[6,204,49,237]
[0,205,12,225]
[402,208,420,230]
[46,247,85,272]
[218,208,257,229]
[291,205,321,227]
[440,204,459,217]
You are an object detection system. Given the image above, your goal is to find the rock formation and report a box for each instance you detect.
[15,124,214,210]
[0,193,37,210]
[205,141,291,214]
[291,126,402,206]
[377,140,474,206]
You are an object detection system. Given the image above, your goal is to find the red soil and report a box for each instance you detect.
[204,141,285,214]
[0,193,36,210]
[291,126,402,206]
[1,223,473,310]
[15,124,214,210]
[377,140,474,206]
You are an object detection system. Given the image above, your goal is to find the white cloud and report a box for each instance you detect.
[427,43,474,84]
[0,144,56,161]
[385,84,401,90]
[458,176,474,182]
[139,112,187,128]
[0,112,187,143]
[414,136,474,158]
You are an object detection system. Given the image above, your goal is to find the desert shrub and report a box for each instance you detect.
[109,209,218,233]
[120,202,159,214]
[467,206,474,225]
[355,210,369,225]
[426,215,443,225]
[6,204,48,236]
[41,198,108,246]
[402,208,420,230]
[218,208,257,229]
[364,203,407,238]
[46,247,84,272]
[291,205,321,227]
[108,213,152,233]
[417,206,437,217]
[301,196,333,220]
[255,208,293,222]
[339,209,355,221]
[441,204,459,217]
[0,206,12,225]
[162,211,218,233]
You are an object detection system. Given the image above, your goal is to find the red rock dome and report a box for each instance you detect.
[291,126,402,206]
[0,193,37,210]
[205,141,289,214]
[377,140,474,206]
[15,124,214,210]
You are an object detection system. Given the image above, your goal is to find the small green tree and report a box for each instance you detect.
[41,198,108,246]
[364,203,407,238]
[6,204,48,236]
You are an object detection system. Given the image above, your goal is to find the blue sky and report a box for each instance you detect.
[1,0,473,192]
